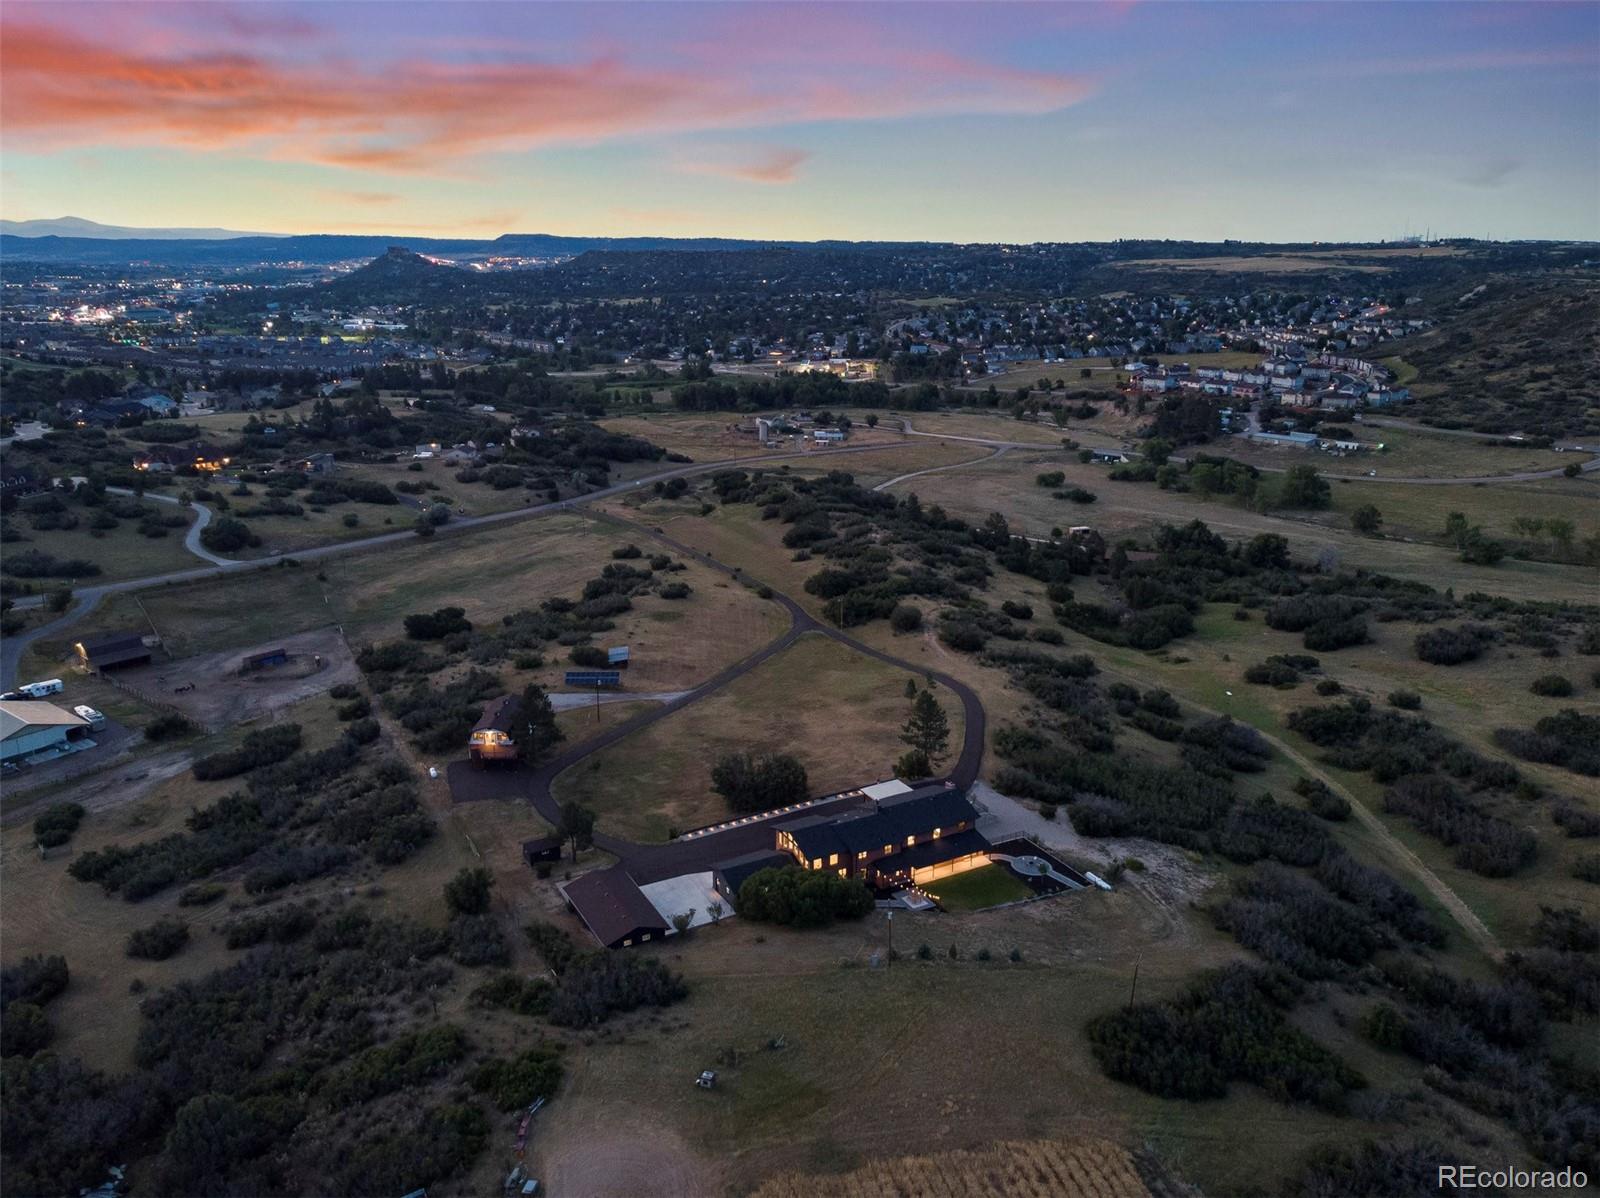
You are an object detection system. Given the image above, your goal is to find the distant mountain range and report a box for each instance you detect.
[0,216,285,240]
[0,226,889,267]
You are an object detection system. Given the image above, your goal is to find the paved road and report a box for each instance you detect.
[0,439,906,687]
[518,512,987,878]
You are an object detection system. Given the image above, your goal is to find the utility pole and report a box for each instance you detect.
[1127,951,1142,1011]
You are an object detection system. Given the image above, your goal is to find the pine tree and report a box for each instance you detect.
[900,691,951,766]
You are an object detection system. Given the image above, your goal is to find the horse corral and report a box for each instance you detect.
[81,627,358,727]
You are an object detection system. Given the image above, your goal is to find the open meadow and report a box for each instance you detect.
[552,631,963,842]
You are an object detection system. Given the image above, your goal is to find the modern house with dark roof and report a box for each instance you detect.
[773,784,990,887]
[560,866,670,949]
[73,630,153,673]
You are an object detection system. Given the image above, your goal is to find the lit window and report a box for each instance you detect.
[883,844,893,855]
[933,827,942,838]
[857,851,867,860]
[838,869,847,878]
[828,853,839,866]
[906,834,916,847]
[811,858,822,870]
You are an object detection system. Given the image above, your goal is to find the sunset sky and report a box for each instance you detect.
[2,0,1596,242]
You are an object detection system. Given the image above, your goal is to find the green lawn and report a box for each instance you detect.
[924,864,1032,911]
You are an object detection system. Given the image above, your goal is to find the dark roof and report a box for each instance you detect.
[711,849,791,896]
[776,786,978,861]
[873,828,991,873]
[473,694,523,733]
[77,630,150,666]
[521,834,562,856]
[563,866,668,947]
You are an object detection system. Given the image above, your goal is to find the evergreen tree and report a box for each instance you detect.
[900,691,951,766]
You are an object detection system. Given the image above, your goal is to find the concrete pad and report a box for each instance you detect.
[638,872,727,930]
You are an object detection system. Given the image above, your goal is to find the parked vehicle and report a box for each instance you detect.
[73,705,107,731]
[18,679,64,698]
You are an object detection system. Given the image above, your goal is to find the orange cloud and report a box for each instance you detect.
[0,15,1096,174]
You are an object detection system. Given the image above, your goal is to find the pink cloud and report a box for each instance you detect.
[0,10,1096,174]
[676,146,811,185]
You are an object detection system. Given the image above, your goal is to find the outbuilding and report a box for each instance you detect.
[522,835,564,867]
[74,630,153,673]
[560,866,670,949]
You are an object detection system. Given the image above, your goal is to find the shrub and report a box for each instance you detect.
[1,1002,52,1057]
[895,748,932,779]
[568,644,608,668]
[1000,600,1033,621]
[449,914,510,967]
[1085,964,1363,1109]
[1552,802,1600,839]
[403,606,471,640]
[224,904,316,949]
[33,802,84,848]
[610,544,642,559]
[544,953,687,1027]
[199,517,259,553]
[1530,674,1574,697]
[1,955,69,1009]
[143,713,195,742]
[1414,624,1495,666]
[177,882,226,906]
[1387,690,1422,710]
[657,581,691,599]
[472,1045,564,1110]
[192,724,302,781]
[471,973,553,1017]
[890,604,923,633]
[736,868,874,927]
[711,751,808,814]
[444,867,493,916]
[126,918,190,960]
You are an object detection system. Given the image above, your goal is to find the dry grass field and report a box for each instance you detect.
[1223,424,1572,480]
[751,1137,1152,1198]
[552,631,962,842]
[4,509,202,583]
[893,449,1597,605]
[49,511,785,685]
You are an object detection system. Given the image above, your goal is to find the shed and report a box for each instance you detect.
[521,835,563,866]
[560,866,669,949]
[74,630,152,673]
[0,701,90,763]
[606,646,631,668]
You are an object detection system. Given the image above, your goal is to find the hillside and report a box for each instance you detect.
[1400,275,1600,437]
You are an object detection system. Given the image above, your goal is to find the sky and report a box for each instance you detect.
[2,0,1597,243]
